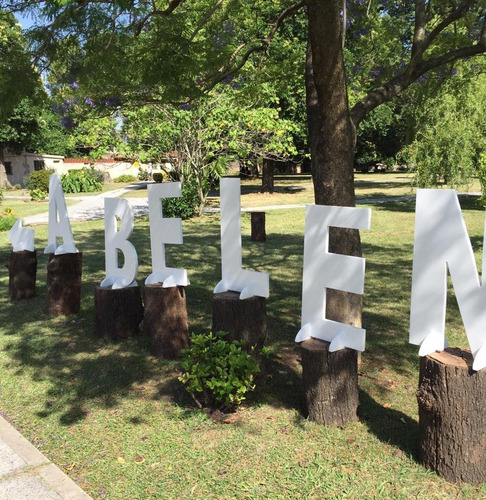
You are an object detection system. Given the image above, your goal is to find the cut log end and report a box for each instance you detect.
[142,283,189,359]
[301,338,359,426]
[94,285,143,340]
[417,348,486,484]
[7,250,37,300]
[212,291,267,353]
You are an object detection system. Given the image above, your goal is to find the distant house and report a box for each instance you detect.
[2,152,64,186]
[1,152,144,186]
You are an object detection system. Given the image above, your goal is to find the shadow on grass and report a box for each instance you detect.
[358,389,419,459]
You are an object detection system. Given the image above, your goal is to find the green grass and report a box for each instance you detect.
[0,194,485,498]
[1,198,77,219]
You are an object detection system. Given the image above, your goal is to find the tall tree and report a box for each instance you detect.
[3,0,484,325]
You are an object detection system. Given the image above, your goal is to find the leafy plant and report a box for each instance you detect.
[29,188,47,200]
[24,169,54,193]
[162,177,200,220]
[61,168,102,193]
[114,174,137,183]
[153,172,163,183]
[0,214,16,231]
[179,331,259,411]
[138,168,149,181]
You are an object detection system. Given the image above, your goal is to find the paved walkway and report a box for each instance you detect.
[0,416,92,499]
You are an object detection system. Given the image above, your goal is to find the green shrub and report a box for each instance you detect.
[13,184,21,190]
[138,168,149,181]
[114,174,137,183]
[29,188,47,201]
[61,168,102,193]
[0,215,16,231]
[162,177,200,220]
[24,169,54,192]
[179,331,259,411]
[152,172,164,183]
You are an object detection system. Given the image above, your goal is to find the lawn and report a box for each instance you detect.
[2,197,77,218]
[0,193,485,498]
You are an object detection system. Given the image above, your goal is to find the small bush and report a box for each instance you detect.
[162,177,200,220]
[153,172,164,183]
[138,168,149,181]
[0,214,16,231]
[114,174,137,183]
[30,188,48,200]
[13,184,21,190]
[24,169,54,192]
[179,331,259,411]
[61,168,102,193]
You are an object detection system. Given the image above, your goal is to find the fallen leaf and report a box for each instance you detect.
[134,456,145,464]
[383,403,392,409]
[117,457,126,464]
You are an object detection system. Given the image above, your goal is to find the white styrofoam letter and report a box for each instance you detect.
[45,174,78,254]
[101,198,138,289]
[145,182,188,287]
[8,218,34,252]
[214,178,269,299]
[410,189,486,371]
[295,205,371,352]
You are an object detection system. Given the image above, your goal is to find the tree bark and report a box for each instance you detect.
[301,338,359,426]
[417,348,486,484]
[261,158,274,193]
[251,212,266,242]
[6,250,37,300]
[46,253,83,316]
[141,284,189,359]
[212,291,267,353]
[94,286,144,340]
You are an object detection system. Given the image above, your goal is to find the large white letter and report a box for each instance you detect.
[295,205,371,352]
[145,182,188,287]
[8,218,34,252]
[45,174,78,254]
[101,198,138,289]
[214,178,269,299]
[410,189,486,371]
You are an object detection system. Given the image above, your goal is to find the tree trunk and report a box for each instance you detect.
[305,10,362,329]
[46,253,83,316]
[301,338,359,425]
[212,291,267,353]
[6,250,37,300]
[251,212,266,242]
[94,286,144,340]
[141,284,189,359]
[417,348,486,484]
[261,158,274,193]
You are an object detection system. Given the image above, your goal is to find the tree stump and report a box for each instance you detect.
[46,253,83,315]
[141,284,189,359]
[212,291,267,353]
[94,286,144,340]
[6,250,37,300]
[251,212,266,242]
[417,348,486,483]
[301,338,359,426]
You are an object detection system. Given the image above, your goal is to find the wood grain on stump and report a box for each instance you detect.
[301,338,359,426]
[6,250,37,300]
[94,285,143,340]
[212,291,267,352]
[46,252,83,315]
[141,284,189,359]
[251,212,266,242]
[417,348,486,483]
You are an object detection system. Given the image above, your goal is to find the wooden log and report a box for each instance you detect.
[417,348,486,483]
[141,283,189,359]
[6,250,37,300]
[46,252,83,316]
[212,291,267,352]
[94,285,144,340]
[251,212,266,242]
[301,338,359,426]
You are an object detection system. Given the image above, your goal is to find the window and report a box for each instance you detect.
[34,160,45,171]
[4,162,12,175]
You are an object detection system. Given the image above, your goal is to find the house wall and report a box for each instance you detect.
[3,152,64,186]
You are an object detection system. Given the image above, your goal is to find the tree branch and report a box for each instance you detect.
[189,0,225,42]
